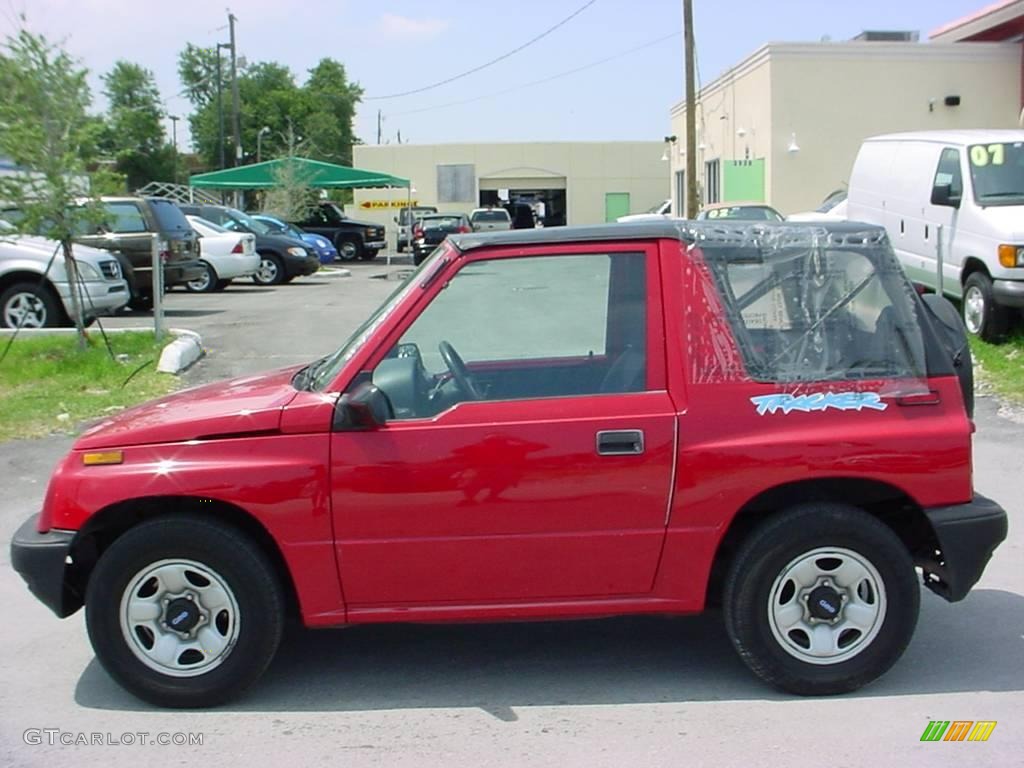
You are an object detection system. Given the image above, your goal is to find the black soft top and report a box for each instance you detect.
[449,219,887,254]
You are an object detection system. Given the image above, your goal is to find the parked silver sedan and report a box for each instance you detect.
[0,225,129,328]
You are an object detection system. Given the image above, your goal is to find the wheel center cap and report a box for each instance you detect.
[807,585,843,621]
[164,597,200,633]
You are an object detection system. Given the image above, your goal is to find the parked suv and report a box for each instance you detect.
[4,197,202,311]
[288,201,386,261]
[179,204,320,285]
[0,225,128,328]
[11,221,1006,708]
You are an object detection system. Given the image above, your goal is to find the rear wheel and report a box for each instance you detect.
[253,253,285,286]
[85,516,285,708]
[724,503,918,695]
[962,271,1009,342]
[185,262,217,293]
[1,282,62,328]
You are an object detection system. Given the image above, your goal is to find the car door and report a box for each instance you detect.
[924,146,965,297]
[330,244,676,607]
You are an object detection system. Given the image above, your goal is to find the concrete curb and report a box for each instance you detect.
[0,326,204,375]
[157,329,203,374]
[317,268,352,278]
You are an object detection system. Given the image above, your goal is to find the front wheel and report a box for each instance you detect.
[336,238,361,262]
[185,262,218,293]
[962,272,1009,342]
[359,248,378,262]
[1,282,62,328]
[253,253,285,286]
[85,516,285,708]
[724,503,918,695]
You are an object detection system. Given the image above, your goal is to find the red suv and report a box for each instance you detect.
[11,221,1007,707]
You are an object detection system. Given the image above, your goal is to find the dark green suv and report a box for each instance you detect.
[75,197,203,310]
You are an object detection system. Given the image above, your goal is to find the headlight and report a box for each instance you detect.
[316,238,329,248]
[75,261,102,280]
[287,247,306,257]
[997,244,1024,268]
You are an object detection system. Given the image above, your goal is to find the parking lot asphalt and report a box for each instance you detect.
[0,253,1021,767]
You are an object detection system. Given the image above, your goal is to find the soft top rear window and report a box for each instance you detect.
[691,224,927,384]
[472,210,511,221]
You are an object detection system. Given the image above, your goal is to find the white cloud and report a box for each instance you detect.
[377,13,449,41]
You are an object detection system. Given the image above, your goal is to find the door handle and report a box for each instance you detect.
[596,430,644,456]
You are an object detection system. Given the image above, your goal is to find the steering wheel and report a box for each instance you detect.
[438,341,484,400]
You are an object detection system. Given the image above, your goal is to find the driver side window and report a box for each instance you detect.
[371,252,648,420]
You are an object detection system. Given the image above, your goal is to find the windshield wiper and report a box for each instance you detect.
[294,355,331,391]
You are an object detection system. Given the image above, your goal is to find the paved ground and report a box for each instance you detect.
[1,254,1021,767]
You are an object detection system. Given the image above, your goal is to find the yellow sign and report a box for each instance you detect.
[969,144,1004,167]
[359,200,420,209]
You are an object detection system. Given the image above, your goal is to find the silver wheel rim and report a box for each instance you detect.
[767,547,886,665]
[339,241,357,260]
[256,257,279,283]
[963,285,985,335]
[4,292,47,328]
[119,558,241,678]
[187,264,212,292]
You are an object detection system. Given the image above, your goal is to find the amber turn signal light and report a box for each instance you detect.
[998,244,1024,268]
[82,450,124,466]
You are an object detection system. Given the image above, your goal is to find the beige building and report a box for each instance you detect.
[669,39,1022,216]
[352,141,668,233]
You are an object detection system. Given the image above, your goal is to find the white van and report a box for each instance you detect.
[846,130,1024,340]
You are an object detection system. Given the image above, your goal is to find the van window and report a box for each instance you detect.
[968,142,1024,207]
[932,148,963,200]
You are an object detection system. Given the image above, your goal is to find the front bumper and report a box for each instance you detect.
[993,279,1024,309]
[10,513,81,618]
[285,252,322,277]
[55,279,129,316]
[921,493,1008,601]
[364,239,386,252]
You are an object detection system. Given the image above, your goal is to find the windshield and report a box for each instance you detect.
[704,206,782,221]
[817,191,846,213]
[968,142,1024,206]
[646,200,669,214]
[307,247,447,390]
[223,208,271,236]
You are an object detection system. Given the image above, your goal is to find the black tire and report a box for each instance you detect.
[184,262,218,293]
[128,293,154,312]
[962,271,1009,342]
[723,503,919,696]
[359,248,378,262]
[0,281,62,328]
[214,279,232,291]
[85,516,285,708]
[336,237,361,262]
[253,253,286,286]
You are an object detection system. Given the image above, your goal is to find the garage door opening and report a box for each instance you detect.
[479,188,567,227]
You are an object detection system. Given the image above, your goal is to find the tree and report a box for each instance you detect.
[100,61,173,189]
[0,26,98,344]
[176,46,363,171]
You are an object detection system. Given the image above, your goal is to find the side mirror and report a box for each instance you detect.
[930,183,961,209]
[333,382,394,431]
[393,216,399,223]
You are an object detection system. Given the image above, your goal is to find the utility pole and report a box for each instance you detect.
[377,109,383,145]
[216,43,228,170]
[229,11,242,166]
[683,0,699,218]
[169,115,179,183]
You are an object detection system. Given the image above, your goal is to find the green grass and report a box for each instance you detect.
[970,328,1024,404]
[0,331,178,441]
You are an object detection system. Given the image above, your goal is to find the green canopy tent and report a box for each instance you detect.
[189,158,411,266]
[188,157,409,190]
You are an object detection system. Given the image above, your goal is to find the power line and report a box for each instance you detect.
[365,0,599,100]
[389,31,680,118]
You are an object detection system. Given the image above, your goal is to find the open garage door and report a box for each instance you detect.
[479,176,567,227]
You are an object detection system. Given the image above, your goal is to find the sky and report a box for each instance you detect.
[1,0,993,152]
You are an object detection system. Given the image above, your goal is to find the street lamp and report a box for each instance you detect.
[168,115,180,183]
[256,126,271,163]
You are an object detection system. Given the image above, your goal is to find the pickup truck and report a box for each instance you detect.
[287,202,386,261]
[10,220,1007,707]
